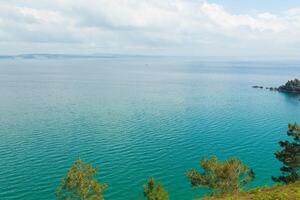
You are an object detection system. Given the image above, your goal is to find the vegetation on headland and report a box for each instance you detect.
[278,79,300,94]
[56,123,300,200]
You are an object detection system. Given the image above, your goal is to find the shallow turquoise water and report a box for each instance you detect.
[0,57,300,200]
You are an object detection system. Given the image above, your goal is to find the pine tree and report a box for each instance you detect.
[186,156,254,196]
[56,159,108,200]
[272,123,300,184]
[143,177,169,200]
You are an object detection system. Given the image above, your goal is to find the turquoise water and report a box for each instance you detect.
[0,57,300,200]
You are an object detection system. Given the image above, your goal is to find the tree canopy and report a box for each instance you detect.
[186,156,254,196]
[273,123,300,184]
[143,177,169,200]
[56,159,108,200]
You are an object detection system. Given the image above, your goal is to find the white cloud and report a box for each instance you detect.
[0,0,300,56]
[200,3,285,33]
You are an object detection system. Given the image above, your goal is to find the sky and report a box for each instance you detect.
[1,0,300,57]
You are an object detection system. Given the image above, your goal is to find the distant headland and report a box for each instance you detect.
[277,78,300,94]
[253,78,300,95]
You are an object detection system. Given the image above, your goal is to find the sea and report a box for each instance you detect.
[0,57,300,199]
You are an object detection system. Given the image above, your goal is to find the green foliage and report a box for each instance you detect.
[273,123,300,184]
[251,190,289,200]
[56,159,108,200]
[202,181,300,200]
[186,156,254,196]
[278,79,300,93]
[143,177,169,200]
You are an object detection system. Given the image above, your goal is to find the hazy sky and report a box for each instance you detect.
[1,0,300,56]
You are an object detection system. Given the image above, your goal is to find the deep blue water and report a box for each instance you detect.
[0,57,300,200]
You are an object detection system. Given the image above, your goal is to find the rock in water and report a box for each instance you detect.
[252,86,263,89]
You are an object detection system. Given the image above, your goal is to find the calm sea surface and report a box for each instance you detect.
[0,57,300,200]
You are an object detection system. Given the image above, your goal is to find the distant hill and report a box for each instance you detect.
[0,53,151,60]
[0,54,182,59]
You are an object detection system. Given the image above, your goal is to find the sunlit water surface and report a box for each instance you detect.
[0,57,300,200]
